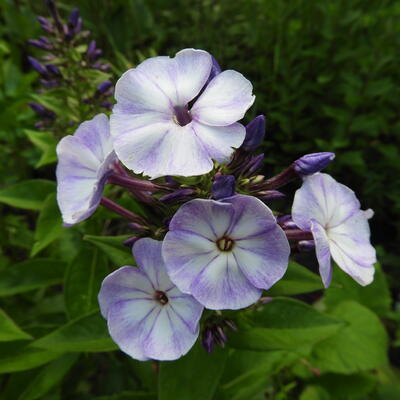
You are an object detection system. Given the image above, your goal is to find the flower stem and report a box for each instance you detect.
[100,196,147,225]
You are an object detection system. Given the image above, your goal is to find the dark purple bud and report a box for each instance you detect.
[91,62,110,71]
[34,121,46,129]
[28,102,56,119]
[40,79,59,88]
[277,215,299,230]
[123,236,141,248]
[201,328,214,354]
[242,153,264,177]
[28,56,48,75]
[100,101,113,109]
[37,16,54,33]
[68,8,80,28]
[208,55,221,82]
[242,115,266,151]
[257,190,285,201]
[212,174,235,200]
[46,64,61,77]
[293,152,335,176]
[73,18,83,34]
[298,240,315,252]
[159,188,196,205]
[96,80,113,94]
[87,40,96,57]
[45,0,63,33]
[223,319,237,332]
[28,38,52,51]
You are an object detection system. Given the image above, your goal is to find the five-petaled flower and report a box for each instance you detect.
[110,48,255,179]
[98,238,203,361]
[292,173,376,287]
[162,195,290,310]
[56,113,116,225]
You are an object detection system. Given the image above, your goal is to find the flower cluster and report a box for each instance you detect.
[56,48,377,361]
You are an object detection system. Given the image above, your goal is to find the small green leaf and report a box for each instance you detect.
[325,264,391,316]
[84,235,133,266]
[0,343,62,373]
[0,180,55,210]
[18,353,78,400]
[229,298,342,352]
[311,301,388,373]
[64,245,109,319]
[24,130,57,168]
[31,193,65,256]
[267,261,323,296]
[32,311,117,352]
[0,309,32,341]
[0,259,66,297]
[159,343,228,400]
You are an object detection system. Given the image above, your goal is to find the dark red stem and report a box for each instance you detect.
[285,229,314,241]
[100,197,147,225]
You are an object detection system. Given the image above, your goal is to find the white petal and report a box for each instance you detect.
[310,220,332,288]
[292,173,360,231]
[98,266,154,318]
[192,122,246,164]
[111,120,214,178]
[191,70,255,126]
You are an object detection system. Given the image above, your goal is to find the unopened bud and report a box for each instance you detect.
[294,152,335,176]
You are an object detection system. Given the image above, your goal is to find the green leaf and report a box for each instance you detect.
[24,129,57,167]
[311,301,388,373]
[325,264,391,316]
[0,309,32,341]
[31,193,65,256]
[267,261,323,296]
[84,235,133,266]
[0,343,62,374]
[229,298,342,352]
[0,180,55,210]
[32,311,117,352]
[220,350,300,400]
[94,393,156,400]
[64,245,109,319]
[159,343,228,400]
[300,385,330,400]
[18,353,78,400]
[0,259,66,297]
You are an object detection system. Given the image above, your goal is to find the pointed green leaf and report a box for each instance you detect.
[31,193,65,256]
[229,298,343,352]
[0,309,32,341]
[84,235,133,266]
[18,353,78,400]
[159,343,228,400]
[0,259,66,297]
[64,245,109,319]
[32,311,117,352]
[267,261,323,296]
[0,180,55,210]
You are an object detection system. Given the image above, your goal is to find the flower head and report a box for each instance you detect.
[56,113,116,225]
[98,238,203,361]
[292,173,376,287]
[162,195,290,310]
[110,48,255,178]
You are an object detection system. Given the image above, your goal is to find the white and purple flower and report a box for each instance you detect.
[292,173,376,287]
[110,48,255,179]
[162,195,290,310]
[98,238,203,361]
[56,113,116,225]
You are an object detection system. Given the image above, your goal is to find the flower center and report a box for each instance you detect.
[154,290,169,305]
[216,236,235,252]
[173,105,192,126]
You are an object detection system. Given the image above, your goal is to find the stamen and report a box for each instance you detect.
[154,290,169,305]
[216,236,235,252]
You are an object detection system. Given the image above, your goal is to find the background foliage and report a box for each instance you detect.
[0,0,399,399]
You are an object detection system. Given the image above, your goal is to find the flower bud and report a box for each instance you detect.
[159,188,196,205]
[46,64,61,77]
[241,153,264,177]
[257,190,285,202]
[212,174,235,200]
[28,56,48,76]
[242,115,266,151]
[96,80,113,94]
[293,152,335,176]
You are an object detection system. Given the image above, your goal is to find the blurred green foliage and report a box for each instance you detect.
[1,0,400,399]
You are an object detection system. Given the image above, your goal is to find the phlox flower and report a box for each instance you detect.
[162,195,290,310]
[98,238,203,361]
[292,173,376,287]
[56,113,116,225]
[110,48,255,178]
